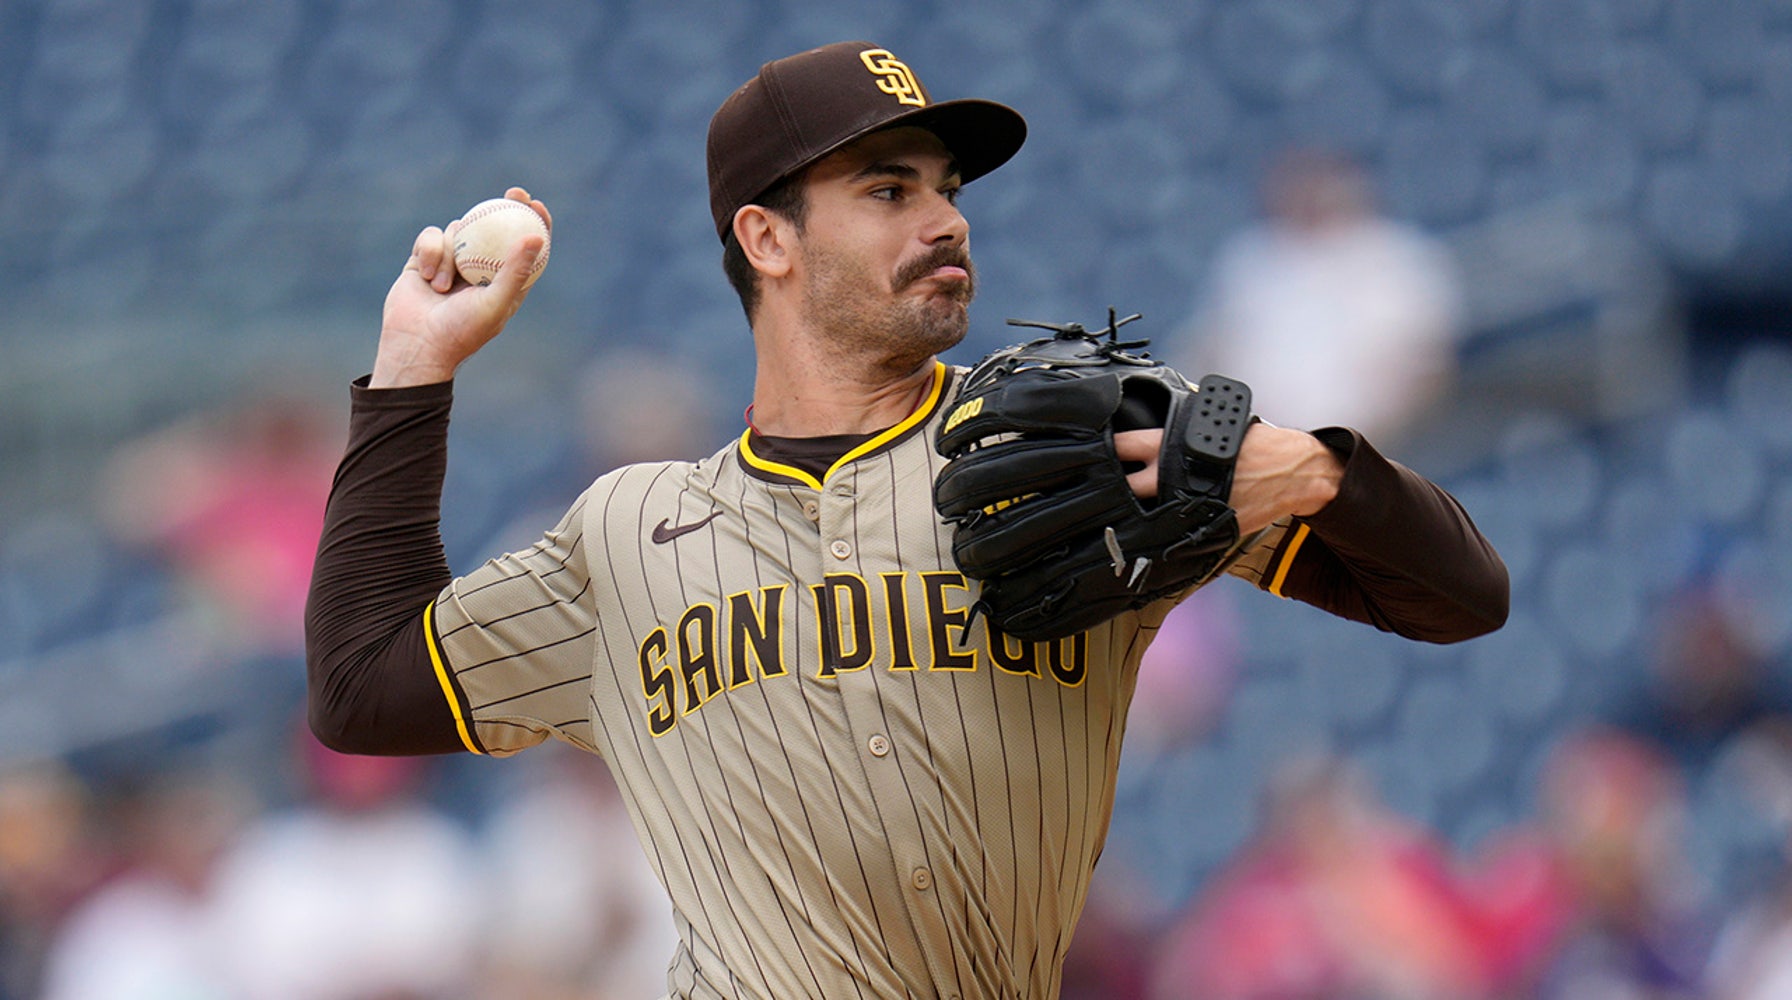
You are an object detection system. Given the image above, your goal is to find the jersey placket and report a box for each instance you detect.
[813,470,973,1000]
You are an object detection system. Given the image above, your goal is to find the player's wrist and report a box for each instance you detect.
[1231,425,1341,531]
[371,337,461,388]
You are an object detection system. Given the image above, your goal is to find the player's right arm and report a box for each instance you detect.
[305,378,465,754]
[304,190,549,755]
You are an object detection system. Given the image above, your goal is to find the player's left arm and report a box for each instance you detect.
[1232,426,1509,643]
[1118,420,1504,641]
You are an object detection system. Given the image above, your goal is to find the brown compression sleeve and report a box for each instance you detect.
[1268,427,1510,644]
[303,377,467,755]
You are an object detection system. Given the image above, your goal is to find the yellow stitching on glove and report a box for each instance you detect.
[982,493,1040,516]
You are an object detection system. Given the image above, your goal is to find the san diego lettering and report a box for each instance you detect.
[637,571,1089,737]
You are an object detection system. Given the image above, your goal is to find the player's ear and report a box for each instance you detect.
[733,205,793,279]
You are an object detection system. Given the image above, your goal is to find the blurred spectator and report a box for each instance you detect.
[1175,148,1464,452]
[204,726,483,1000]
[1451,824,1576,996]
[1606,583,1792,773]
[38,766,250,1000]
[474,743,677,999]
[1704,719,1792,999]
[1711,889,1792,1000]
[1530,726,1713,1000]
[100,387,342,654]
[0,763,110,1000]
[1148,755,1501,1000]
[1060,861,1159,1000]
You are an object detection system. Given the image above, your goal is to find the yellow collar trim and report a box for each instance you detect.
[739,362,948,490]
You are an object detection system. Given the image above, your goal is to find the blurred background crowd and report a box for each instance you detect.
[7,0,1792,997]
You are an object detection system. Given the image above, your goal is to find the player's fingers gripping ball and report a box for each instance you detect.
[452,197,551,289]
[934,311,1253,642]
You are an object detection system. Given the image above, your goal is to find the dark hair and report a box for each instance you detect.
[721,173,810,323]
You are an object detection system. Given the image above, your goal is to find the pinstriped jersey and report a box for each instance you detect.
[427,362,1286,1000]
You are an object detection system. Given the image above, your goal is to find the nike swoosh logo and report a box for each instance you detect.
[651,510,722,544]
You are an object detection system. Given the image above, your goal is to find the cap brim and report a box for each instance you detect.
[774,98,1027,197]
[893,98,1028,185]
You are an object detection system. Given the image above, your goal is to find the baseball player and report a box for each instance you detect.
[306,41,1508,1000]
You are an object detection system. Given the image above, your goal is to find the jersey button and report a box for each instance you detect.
[867,734,890,757]
[910,867,932,891]
[802,500,820,521]
[829,539,852,560]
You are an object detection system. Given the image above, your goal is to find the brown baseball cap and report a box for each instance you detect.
[706,41,1028,243]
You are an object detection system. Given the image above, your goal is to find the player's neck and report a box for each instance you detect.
[749,351,937,437]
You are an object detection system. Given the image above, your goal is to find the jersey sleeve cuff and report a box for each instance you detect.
[350,375,456,405]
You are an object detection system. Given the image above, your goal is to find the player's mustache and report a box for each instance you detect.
[895,247,976,293]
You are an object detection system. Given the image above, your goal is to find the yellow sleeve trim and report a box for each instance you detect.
[423,602,484,755]
[738,363,947,489]
[1268,522,1311,598]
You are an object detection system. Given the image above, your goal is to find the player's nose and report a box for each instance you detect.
[923,190,969,246]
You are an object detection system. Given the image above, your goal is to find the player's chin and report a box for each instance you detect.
[916,302,971,352]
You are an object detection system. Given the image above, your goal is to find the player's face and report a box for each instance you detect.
[793,128,975,365]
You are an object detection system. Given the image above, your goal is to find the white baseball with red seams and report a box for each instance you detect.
[452,197,550,289]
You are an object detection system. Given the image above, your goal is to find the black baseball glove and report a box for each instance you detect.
[934,311,1254,642]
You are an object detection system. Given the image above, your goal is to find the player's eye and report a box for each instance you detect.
[942,186,963,206]
[870,186,903,202]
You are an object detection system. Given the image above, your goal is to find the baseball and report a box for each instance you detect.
[452,197,551,289]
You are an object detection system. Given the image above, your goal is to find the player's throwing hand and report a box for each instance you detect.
[372,187,551,388]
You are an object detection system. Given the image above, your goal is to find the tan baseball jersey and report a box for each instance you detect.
[427,362,1259,999]
[306,364,1506,1000]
